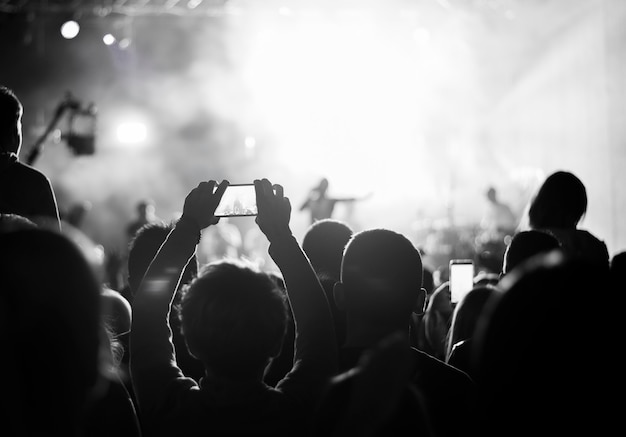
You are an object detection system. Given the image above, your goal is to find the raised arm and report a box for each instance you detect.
[254,179,337,396]
[130,180,228,413]
[332,190,373,204]
[299,194,311,212]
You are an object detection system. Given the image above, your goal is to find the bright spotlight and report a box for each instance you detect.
[103,33,116,46]
[60,20,80,39]
[244,136,256,149]
[116,122,147,144]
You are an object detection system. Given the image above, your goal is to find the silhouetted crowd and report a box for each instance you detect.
[1,85,623,437]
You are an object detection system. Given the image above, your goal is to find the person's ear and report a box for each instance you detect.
[413,287,427,316]
[333,281,346,311]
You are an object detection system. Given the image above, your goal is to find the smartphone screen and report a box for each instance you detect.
[449,259,474,304]
[214,184,257,217]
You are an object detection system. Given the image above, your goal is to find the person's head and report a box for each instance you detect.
[470,251,616,435]
[335,229,426,332]
[178,259,288,380]
[0,229,103,433]
[0,86,23,154]
[302,218,354,282]
[0,213,37,232]
[528,171,588,229]
[316,178,329,195]
[501,230,561,276]
[486,187,497,203]
[127,221,198,296]
[445,285,498,361]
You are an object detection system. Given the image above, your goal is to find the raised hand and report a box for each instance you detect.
[254,178,292,242]
[181,180,229,230]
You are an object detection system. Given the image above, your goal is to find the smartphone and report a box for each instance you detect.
[214,183,258,217]
[449,259,474,304]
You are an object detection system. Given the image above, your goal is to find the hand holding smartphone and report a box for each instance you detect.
[449,259,474,304]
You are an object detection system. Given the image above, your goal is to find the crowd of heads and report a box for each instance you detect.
[1,85,623,436]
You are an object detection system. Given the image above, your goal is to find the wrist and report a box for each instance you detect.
[268,232,297,253]
[267,227,293,243]
[177,216,202,243]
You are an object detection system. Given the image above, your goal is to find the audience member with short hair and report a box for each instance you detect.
[0,86,61,230]
[501,229,561,276]
[330,228,477,437]
[302,218,354,281]
[301,218,354,346]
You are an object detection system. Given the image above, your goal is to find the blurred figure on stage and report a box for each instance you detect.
[300,177,370,225]
[476,186,518,273]
[480,186,517,237]
[126,198,161,242]
[0,86,61,231]
[64,200,93,230]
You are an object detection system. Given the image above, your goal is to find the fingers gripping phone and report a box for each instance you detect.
[214,184,258,217]
[449,259,474,304]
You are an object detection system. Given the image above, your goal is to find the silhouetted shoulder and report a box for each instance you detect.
[547,228,609,267]
[5,158,44,179]
[410,347,477,437]
[0,158,60,229]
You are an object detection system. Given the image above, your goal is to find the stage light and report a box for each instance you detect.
[103,33,116,46]
[244,136,256,149]
[61,20,80,39]
[116,122,147,144]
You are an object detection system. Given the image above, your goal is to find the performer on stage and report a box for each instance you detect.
[480,186,517,237]
[300,177,370,225]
